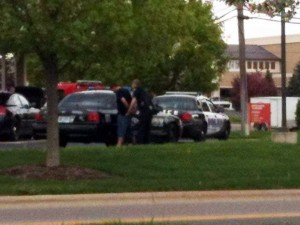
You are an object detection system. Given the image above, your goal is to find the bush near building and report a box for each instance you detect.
[231,72,277,111]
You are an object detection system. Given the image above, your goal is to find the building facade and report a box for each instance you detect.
[217,34,300,99]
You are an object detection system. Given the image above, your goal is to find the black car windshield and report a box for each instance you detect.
[59,92,116,110]
[153,96,198,111]
[0,93,11,106]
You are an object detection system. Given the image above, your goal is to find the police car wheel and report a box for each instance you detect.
[193,129,206,142]
[167,123,178,143]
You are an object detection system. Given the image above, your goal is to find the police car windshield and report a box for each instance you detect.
[154,96,198,111]
[59,92,116,110]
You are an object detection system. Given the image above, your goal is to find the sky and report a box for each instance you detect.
[210,0,300,44]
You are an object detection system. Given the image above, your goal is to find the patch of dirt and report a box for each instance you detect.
[0,164,111,181]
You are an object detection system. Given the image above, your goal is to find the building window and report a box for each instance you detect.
[265,62,270,69]
[253,61,258,69]
[259,61,264,70]
[247,61,252,69]
[271,61,275,69]
[228,60,239,70]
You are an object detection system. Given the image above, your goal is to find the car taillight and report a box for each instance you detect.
[0,106,7,116]
[180,112,192,122]
[87,112,100,123]
[35,113,43,121]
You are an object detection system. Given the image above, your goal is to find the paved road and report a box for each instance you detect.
[1,190,300,225]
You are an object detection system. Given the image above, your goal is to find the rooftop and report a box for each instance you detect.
[226,44,280,61]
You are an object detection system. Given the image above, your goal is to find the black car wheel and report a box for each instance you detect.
[104,129,117,146]
[33,132,43,140]
[59,136,68,148]
[9,120,20,141]
[218,122,230,140]
[167,123,178,143]
[105,138,117,146]
[193,130,206,142]
[193,122,206,142]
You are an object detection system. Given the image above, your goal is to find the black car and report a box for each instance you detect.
[33,90,182,147]
[15,86,46,109]
[153,95,206,141]
[0,92,40,141]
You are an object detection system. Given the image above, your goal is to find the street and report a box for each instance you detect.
[1,190,300,224]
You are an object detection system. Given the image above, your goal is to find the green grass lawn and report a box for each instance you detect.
[0,131,300,195]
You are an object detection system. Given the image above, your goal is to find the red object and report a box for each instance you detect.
[87,112,100,123]
[57,82,78,96]
[0,106,7,116]
[180,112,192,122]
[57,80,106,97]
[35,112,43,121]
[248,103,271,128]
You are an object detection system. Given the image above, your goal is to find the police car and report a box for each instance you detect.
[153,94,206,141]
[162,92,231,140]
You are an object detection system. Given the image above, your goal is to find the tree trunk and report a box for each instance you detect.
[15,53,26,86]
[43,53,60,167]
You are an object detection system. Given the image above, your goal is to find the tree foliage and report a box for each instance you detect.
[24,0,228,94]
[231,72,277,110]
[287,62,300,96]
[249,0,299,19]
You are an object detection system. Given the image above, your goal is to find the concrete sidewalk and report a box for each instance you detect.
[1,189,300,206]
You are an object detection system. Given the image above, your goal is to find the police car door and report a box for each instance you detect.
[207,100,225,134]
[199,100,219,135]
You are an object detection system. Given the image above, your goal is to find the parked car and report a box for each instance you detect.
[156,93,231,140]
[153,94,206,141]
[32,90,182,147]
[15,86,46,109]
[210,97,234,111]
[0,92,40,141]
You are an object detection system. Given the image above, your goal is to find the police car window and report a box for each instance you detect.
[207,101,217,113]
[154,97,197,110]
[202,102,210,112]
[59,93,117,110]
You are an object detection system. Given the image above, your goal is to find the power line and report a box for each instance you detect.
[217,14,300,25]
[248,16,300,24]
[243,7,300,20]
[215,8,236,21]
[217,15,237,24]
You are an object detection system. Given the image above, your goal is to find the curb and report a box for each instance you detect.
[0,140,46,150]
[1,189,300,205]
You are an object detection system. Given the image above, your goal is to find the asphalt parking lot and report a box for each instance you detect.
[0,139,46,150]
[0,124,242,150]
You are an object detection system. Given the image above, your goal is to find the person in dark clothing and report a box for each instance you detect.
[127,79,153,144]
[115,87,132,146]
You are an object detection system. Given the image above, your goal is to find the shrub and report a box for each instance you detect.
[287,62,300,96]
[231,72,277,111]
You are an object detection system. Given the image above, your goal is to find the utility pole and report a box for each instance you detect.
[281,9,287,130]
[237,4,249,136]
